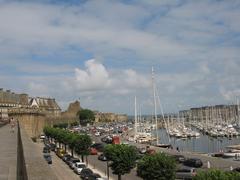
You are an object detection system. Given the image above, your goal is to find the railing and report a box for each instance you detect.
[17,121,28,180]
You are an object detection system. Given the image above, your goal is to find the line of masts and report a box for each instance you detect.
[134,68,240,144]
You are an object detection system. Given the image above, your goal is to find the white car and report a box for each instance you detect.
[73,162,86,175]
[40,134,45,139]
[95,132,101,136]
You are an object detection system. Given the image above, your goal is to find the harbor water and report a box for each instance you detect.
[156,128,240,153]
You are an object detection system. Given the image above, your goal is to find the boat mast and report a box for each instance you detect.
[237,97,240,127]
[134,96,138,139]
[152,67,159,144]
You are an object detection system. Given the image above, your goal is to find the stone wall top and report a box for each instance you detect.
[20,125,58,180]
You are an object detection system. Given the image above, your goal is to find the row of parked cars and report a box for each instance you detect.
[42,146,52,164]
[43,139,106,180]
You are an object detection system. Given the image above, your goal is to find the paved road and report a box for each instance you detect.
[37,142,80,180]
[0,124,17,180]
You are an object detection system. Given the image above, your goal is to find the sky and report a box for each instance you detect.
[0,0,240,115]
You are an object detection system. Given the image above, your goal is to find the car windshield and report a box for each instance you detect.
[176,169,191,173]
[77,164,85,168]
[82,169,93,174]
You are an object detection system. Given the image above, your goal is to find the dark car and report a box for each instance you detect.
[233,167,240,172]
[80,168,93,179]
[88,173,101,180]
[176,168,196,179]
[68,158,80,169]
[43,154,52,164]
[183,158,203,168]
[98,154,107,161]
[43,146,50,153]
[91,143,105,152]
[62,154,71,162]
[49,143,56,151]
[101,136,112,144]
[172,155,186,163]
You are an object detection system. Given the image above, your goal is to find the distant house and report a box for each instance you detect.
[29,97,61,117]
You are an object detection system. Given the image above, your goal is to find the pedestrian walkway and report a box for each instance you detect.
[0,124,17,180]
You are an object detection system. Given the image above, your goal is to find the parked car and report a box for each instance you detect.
[65,156,73,165]
[69,158,80,169]
[176,168,196,179]
[91,143,105,152]
[172,154,186,163]
[80,168,93,179]
[43,146,50,154]
[62,154,71,162]
[95,132,101,136]
[98,154,107,161]
[87,173,101,180]
[183,158,203,168]
[49,143,56,151]
[56,148,66,158]
[73,162,86,175]
[40,134,45,139]
[232,167,240,172]
[101,136,112,144]
[90,147,98,155]
[43,154,52,164]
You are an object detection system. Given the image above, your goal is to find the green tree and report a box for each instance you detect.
[70,121,79,127]
[78,109,95,126]
[104,144,138,180]
[75,134,92,162]
[53,123,68,129]
[137,152,176,180]
[68,133,78,157]
[193,169,240,180]
[62,131,72,152]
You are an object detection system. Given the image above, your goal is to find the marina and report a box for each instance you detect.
[156,128,240,154]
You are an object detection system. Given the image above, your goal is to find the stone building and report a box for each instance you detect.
[94,111,128,122]
[60,100,81,124]
[0,88,61,118]
[29,97,61,117]
[179,104,240,124]
[0,88,62,137]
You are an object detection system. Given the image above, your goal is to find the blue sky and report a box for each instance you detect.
[0,0,240,115]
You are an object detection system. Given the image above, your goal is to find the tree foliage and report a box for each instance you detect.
[75,134,92,157]
[78,109,95,126]
[104,144,138,180]
[53,123,68,129]
[70,121,79,127]
[43,126,92,158]
[137,152,176,180]
[193,169,240,180]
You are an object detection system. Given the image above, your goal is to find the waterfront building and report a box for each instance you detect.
[94,111,128,122]
[179,104,240,124]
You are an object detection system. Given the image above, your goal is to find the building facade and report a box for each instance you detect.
[0,88,61,119]
[179,104,240,124]
[94,111,128,122]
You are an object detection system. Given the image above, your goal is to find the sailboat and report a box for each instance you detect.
[151,67,171,148]
[134,96,154,143]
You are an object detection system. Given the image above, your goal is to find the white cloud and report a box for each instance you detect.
[74,59,111,91]
[0,0,240,114]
